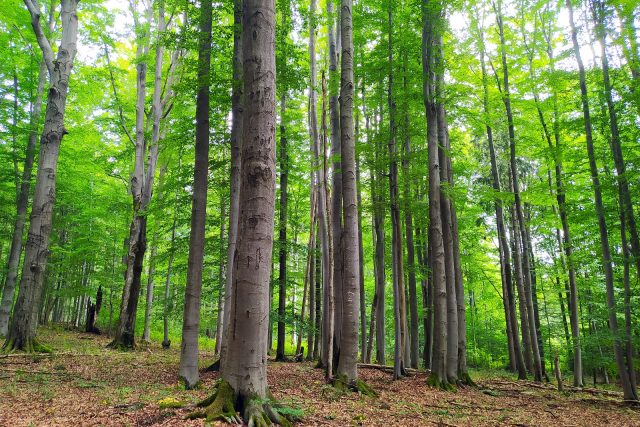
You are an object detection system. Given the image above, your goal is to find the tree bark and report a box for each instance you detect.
[219,0,277,404]
[336,0,360,384]
[0,59,47,337]
[5,0,79,351]
[179,0,212,388]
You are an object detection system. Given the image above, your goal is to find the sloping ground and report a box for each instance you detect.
[0,327,638,426]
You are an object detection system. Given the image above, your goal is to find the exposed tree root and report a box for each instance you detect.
[456,372,476,388]
[427,373,456,392]
[333,374,378,397]
[186,379,298,426]
[2,336,52,354]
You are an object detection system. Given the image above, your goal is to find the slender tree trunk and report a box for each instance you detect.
[5,0,79,351]
[276,92,289,362]
[387,6,406,380]
[327,0,343,370]
[179,0,211,387]
[0,59,46,337]
[214,196,226,356]
[566,0,637,401]
[142,232,158,343]
[162,186,179,349]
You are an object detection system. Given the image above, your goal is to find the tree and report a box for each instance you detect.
[179,0,212,389]
[189,1,295,423]
[4,0,80,352]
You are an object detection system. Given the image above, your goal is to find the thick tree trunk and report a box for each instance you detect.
[219,0,276,404]
[336,0,360,384]
[566,0,636,400]
[179,0,212,388]
[5,0,79,351]
[0,60,46,337]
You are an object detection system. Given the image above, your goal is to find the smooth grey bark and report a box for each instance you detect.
[435,49,458,383]
[336,0,359,384]
[422,0,447,386]
[163,178,179,349]
[310,0,333,375]
[214,196,227,357]
[327,0,343,369]
[218,0,243,367]
[179,0,211,388]
[0,59,47,337]
[5,0,79,351]
[565,0,637,401]
[219,0,277,402]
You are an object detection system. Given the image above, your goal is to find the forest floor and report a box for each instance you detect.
[0,327,639,427]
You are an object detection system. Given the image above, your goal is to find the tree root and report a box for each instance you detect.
[204,358,220,372]
[427,373,456,392]
[333,374,378,397]
[186,379,299,426]
[457,372,476,388]
[2,336,52,354]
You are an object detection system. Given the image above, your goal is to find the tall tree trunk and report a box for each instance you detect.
[276,92,289,362]
[423,0,448,387]
[494,3,542,381]
[387,6,406,380]
[5,0,79,351]
[179,0,212,388]
[327,0,343,370]
[217,0,277,414]
[566,0,637,401]
[162,183,180,349]
[0,59,47,337]
[218,0,244,368]
[215,196,227,357]
[400,52,419,370]
[336,0,360,385]
[142,231,158,343]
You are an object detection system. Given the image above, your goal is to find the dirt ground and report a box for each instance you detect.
[1,327,639,426]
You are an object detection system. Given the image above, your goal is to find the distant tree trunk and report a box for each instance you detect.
[494,3,542,381]
[0,59,46,337]
[276,92,289,362]
[162,186,179,349]
[5,0,79,351]
[401,52,419,370]
[566,0,637,401]
[327,0,343,370]
[214,196,226,356]
[475,19,525,378]
[85,286,102,334]
[298,194,316,357]
[142,231,158,342]
[313,235,322,360]
[336,0,360,385]
[355,108,366,364]
[387,6,406,380]
[179,0,211,388]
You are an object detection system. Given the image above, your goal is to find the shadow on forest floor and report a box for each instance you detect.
[0,326,638,426]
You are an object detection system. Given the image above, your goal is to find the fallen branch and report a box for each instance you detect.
[357,363,423,375]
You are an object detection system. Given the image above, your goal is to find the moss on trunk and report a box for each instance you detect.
[332,374,378,397]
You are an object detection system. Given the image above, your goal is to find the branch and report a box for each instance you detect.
[103,44,136,147]
[23,0,55,75]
